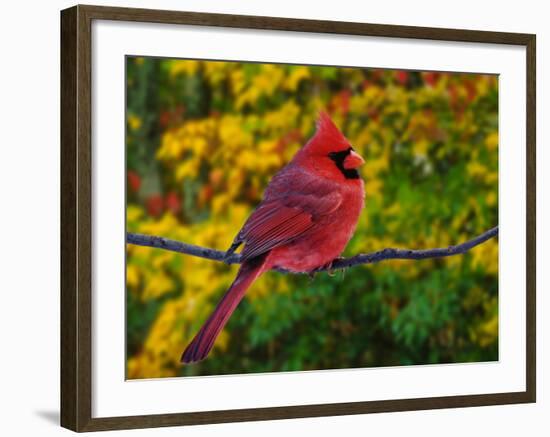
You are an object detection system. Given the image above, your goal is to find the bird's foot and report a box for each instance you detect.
[312,257,345,277]
[331,257,348,276]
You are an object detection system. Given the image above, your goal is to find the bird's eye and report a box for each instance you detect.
[328,147,353,159]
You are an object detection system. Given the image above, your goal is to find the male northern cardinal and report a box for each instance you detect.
[181,112,365,363]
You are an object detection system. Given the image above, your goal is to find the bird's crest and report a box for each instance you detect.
[316,111,340,134]
[311,111,351,153]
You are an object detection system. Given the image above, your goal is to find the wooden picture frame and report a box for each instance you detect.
[61,4,536,432]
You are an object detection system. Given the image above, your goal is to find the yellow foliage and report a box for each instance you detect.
[127,114,142,131]
[170,60,199,77]
[413,138,430,158]
[364,178,383,199]
[285,67,311,91]
[485,132,499,151]
[126,264,140,289]
[143,271,174,300]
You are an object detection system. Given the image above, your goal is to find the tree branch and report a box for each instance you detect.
[126,226,498,273]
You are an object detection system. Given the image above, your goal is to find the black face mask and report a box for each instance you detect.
[328,147,360,179]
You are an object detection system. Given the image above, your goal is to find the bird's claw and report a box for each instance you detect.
[311,257,346,277]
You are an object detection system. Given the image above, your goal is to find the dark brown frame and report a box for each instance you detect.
[61,4,536,432]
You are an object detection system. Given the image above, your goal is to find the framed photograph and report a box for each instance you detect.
[60,4,536,432]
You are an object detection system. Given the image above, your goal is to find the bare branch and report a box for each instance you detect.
[126,226,498,273]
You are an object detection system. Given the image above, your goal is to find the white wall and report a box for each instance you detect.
[0,0,545,435]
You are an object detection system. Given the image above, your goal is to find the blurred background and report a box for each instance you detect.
[125,57,498,379]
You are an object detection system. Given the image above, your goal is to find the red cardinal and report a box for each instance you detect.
[181,112,365,363]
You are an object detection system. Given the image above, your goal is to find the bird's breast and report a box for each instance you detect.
[268,184,364,273]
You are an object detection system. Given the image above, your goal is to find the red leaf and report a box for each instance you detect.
[396,70,409,86]
[127,170,141,193]
[423,72,439,87]
[165,191,181,215]
[146,194,164,217]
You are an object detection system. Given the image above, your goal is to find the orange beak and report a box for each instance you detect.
[343,150,365,170]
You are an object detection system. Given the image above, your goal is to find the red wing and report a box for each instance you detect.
[238,191,342,261]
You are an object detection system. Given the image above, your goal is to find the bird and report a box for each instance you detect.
[181,111,365,363]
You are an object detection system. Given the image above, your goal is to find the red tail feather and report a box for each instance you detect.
[181,255,267,363]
